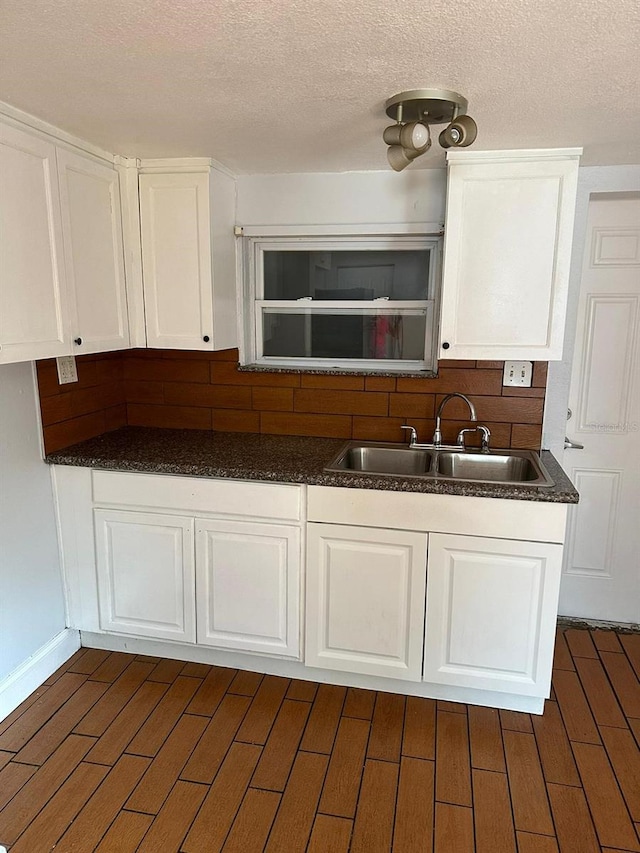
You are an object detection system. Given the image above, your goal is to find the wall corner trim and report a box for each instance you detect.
[0,627,81,722]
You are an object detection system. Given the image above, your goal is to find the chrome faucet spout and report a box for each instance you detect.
[433,393,477,448]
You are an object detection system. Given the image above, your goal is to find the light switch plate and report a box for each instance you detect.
[503,360,533,387]
[56,355,78,385]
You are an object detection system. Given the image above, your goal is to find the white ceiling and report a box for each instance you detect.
[2,0,639,173]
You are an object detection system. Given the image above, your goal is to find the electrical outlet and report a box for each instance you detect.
[56,355,78,385]
[503,360,533,387]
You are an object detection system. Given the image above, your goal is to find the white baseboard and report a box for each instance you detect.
[0,628,81,722]
[80,631,546,714]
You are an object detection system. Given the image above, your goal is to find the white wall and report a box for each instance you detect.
[0,362,66,681]
[236,169,447,227]
[543,165,640,456]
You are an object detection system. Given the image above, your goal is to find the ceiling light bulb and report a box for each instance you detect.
[400,121,430,152]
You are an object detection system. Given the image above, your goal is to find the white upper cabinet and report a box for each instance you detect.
[0,122,71,362]
[0,117,131,364]
[138,162,237,351]
[57,149,130,354]
[439,149,581,361]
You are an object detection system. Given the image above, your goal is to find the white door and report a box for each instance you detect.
[57,149,130,354]
[94,509,196,642]
[424,533,563,697]
[0,122,71,362]
[139,171,214,350]
[559,194,640,624]
[196,519,300,657]
[306,523,428,681]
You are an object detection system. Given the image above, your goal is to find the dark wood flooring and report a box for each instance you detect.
[0,627,639,852]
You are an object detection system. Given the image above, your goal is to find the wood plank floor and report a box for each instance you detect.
[1,627,639,852]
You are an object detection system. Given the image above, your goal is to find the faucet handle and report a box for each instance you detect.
[456,428,476,449]
[401,425,418,446]
[478,425,491,452]
[456,425,491,452]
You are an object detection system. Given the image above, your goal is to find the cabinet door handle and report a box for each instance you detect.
[203,335,210,343]
[442,341,450,350]
[74,337,83,346]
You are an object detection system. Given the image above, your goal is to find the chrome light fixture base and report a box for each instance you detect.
[383,88,477,171]
[384,88,468,124]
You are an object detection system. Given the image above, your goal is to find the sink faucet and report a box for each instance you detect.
[433,393,477,448]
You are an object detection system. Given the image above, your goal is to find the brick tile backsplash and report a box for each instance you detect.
[37,348,549,453]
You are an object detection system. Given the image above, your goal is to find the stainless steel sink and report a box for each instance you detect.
[434,451,553,486]
[328,444,432,476]
[324,442,553,486]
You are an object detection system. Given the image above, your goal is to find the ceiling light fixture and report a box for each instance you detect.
[383,88,478,171]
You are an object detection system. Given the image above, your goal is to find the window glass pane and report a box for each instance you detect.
[262,309,429,361]
[263,250,430,300]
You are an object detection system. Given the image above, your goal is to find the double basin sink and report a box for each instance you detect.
[324,441,554,487]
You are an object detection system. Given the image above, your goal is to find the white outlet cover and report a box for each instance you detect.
[56,355,78,385]
[503,360,533,387]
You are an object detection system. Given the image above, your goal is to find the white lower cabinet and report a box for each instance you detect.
[94,509,196,642]
[196,519,300,657]
[88,473,303,657]
[305,523,428,681]
[423,533,563,696]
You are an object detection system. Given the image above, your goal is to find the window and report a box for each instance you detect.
[239,235,442,372]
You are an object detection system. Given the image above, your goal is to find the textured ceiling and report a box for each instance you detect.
[1,0,639,173]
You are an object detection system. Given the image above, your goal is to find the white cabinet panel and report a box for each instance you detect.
[95,509,195,642]
[57,149,129,354]
[196,519,300,657]
[139,172,214,350]
[306,523,427,680]
[92,470,302,522]
[424,533,563,696]
[0,122,70,362]
[439,149,580,360]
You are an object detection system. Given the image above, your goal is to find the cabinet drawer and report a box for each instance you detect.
[92,470,302,521]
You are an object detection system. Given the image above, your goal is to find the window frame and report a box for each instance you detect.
[239,233,443,373]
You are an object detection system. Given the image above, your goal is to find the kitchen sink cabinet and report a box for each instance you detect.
[423,533,563,696]
[137,161,237,352]
[305,523,427,680]
[53,467,569,713]
[307,486,567,710]
[0,119,131,363]
[439,148,581,361]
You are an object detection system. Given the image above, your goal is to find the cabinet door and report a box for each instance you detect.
[95,509,195,642]
[196,519,300,657]
[57,149,130,354]
[139,172,214,350]
[306,523,428,680]
[439,151,580,360]
[0,122,71,362]
[424,533,563,696]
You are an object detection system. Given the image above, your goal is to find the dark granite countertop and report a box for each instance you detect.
[46,426,579,504]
